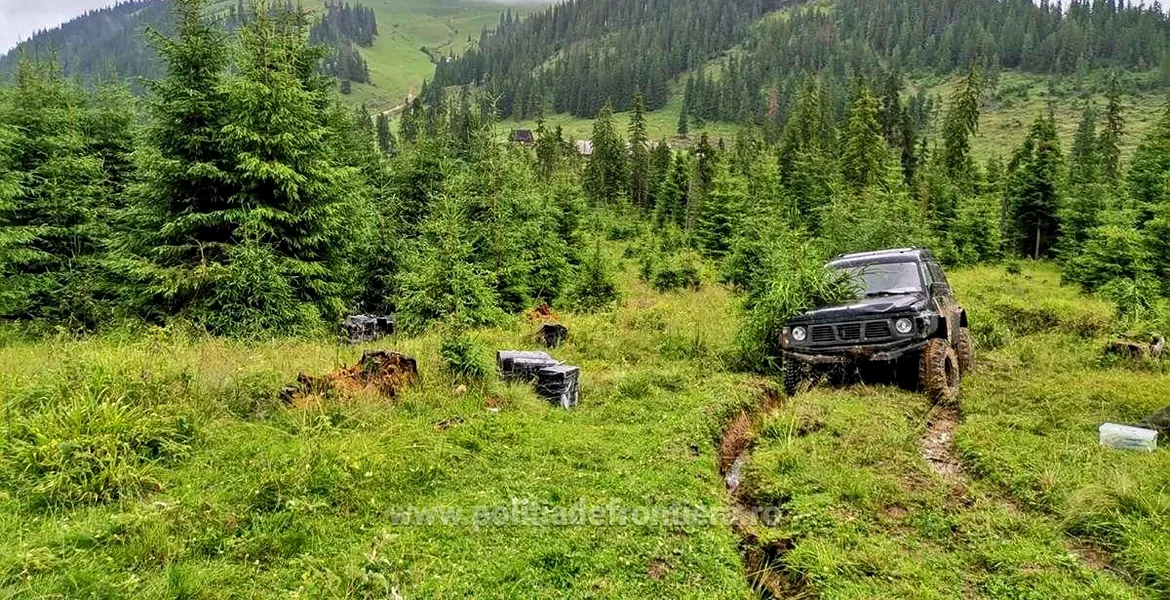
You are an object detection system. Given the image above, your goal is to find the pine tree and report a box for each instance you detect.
[583,101,627,203]
[1098,75,1125,185]
[677,99,690,136]
[628,91,651,209]
[0,58,108,326]
[1068,102,1099,186]
[841,81,888,191]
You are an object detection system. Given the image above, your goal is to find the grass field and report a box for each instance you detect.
[487,69,1168,159]
[339,0,546,112]
[1,253,1168,598]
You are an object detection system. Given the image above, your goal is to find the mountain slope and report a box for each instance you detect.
[0,0,544,111]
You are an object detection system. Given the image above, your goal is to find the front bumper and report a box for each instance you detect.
[783,339,930,365]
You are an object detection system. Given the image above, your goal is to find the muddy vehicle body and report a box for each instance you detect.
[779,248,973,402]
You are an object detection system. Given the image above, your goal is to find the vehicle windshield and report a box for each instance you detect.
[835,261,923,297]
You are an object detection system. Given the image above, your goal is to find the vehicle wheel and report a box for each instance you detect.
[955,327,975,375]
[919,338,961,405]
[783,359,808,397]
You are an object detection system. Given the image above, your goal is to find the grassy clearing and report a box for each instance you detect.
[0,254,757,598]
[2,258,1168,598]
[741,264,1168,599]
[339,0,545,112]
[495,68,1166,157]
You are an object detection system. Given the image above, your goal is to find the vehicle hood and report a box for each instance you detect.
[790,293,928,323]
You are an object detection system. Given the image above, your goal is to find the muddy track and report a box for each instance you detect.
[717,385,809,599]
[917,401,1118,579]
[920,405,964,480]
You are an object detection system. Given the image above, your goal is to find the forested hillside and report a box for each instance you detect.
[0,0,533,108]
[438,0,1170,124]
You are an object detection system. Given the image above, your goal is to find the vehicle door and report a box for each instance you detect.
[926,261,958,344]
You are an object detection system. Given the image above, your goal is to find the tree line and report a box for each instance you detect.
[432,0,1170,125]
[0,0,602,337]
[432,0,787,119]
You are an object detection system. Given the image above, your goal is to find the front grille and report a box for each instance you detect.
[865,321,891,339]
[811,325,836,343]
[802,319,898,345]
[838,323,862,340]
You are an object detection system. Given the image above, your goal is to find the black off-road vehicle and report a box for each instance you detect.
[779,248,973,402]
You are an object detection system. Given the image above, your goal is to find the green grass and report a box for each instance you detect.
[333,0,546,112]
[742,264,1169,599]
[1,258,1168,598]
[917,70,1168,165]
[493,88,742,145]
[0,255,757,598]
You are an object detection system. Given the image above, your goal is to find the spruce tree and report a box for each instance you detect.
[687,133,717,231]
[376,112,394,155]
[534,114,562,182]
[583,101,627,203]
[647,140,672,212]
[841,81,888,191]
[0,58,108,326]
[1098,76,1125,185]
[123,0,362,335]
[655,153,689,229]
[941,64,982,188]
[1127,99,1170,225]
[696,164,746,257]
[1068,102,1099,186]
[1009,111,1065,259]
[628,91,651,209]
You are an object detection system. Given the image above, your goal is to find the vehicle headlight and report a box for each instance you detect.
[792,326,807,342]
[895,318,914,334]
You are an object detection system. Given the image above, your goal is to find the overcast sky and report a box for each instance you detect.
[0,0,124,53]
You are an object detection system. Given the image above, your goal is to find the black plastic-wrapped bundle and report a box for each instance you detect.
[496,350,556,380]
[536,365,580,409]
[343,315,396,343]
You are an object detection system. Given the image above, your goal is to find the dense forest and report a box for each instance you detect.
[1,0,1169,372]
[0,0,378,92]
[436,0,1170,122]
[0,0,175,85]
[432,0,789,118]
[310,2,379,87]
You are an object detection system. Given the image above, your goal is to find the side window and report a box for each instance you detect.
[928,262,948,287]
[920,263,934,288]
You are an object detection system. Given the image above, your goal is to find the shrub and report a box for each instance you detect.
[0,398,195,508]
[734,236,852,373]
[439,329,489,382]
[570,240,620,311]
[1063,211,1152,293]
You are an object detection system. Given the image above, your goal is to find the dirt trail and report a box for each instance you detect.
[920,405,964,480]
[917,402,1116,578]
[718,385,807,599]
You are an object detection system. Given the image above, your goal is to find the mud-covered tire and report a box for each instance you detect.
[955,327,975,375]
[919,338,961,404]
[783,359,807,397]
